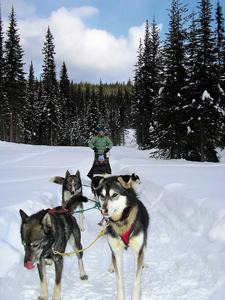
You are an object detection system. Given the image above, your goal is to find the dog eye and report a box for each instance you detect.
[112,193,118,198]
[100,193,105,199]
[31,243,39,249]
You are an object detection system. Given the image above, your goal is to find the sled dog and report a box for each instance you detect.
[95,173,142,226]
[50,170,87,231]
[20,207,88,300]
[92,175,149,300]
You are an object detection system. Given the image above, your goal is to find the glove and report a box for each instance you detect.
[104,147,110,153]
[93,147,97,152]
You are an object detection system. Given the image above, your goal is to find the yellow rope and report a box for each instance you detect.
[53,222,110,257]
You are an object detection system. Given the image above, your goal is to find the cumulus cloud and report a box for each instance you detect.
[3,4,147,83]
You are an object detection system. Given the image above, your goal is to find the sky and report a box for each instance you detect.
[1,0,224,83]
[0,137,225,299]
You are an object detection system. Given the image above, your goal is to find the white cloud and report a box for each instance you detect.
[3,5,147,83]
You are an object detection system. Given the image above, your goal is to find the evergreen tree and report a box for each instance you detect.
[0,6,5,140]
[193,0,221,161]
[3,6,26,142]
[23,61,37,143]
[41,26,58,145]
[215,1,225,91]
[154,0,189,159]
[133,18,162,149]
[215,0,225,147]
[59,61,70,145]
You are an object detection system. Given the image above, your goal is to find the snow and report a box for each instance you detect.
[0,134,225,300]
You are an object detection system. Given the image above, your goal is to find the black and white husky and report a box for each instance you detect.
[92,175,149,300]
[50,170,88,231]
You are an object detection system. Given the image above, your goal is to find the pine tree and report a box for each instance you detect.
[41,26,58,145]
[3,6,26,142]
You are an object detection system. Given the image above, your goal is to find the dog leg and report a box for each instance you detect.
[108,260,115,273]
[98,217,105,226]
[69,235,88,280]
[52,256,63,300]
[108,236,125,300]
[79,203,85,231]
[132,251,144,300]
[37,257,48,300]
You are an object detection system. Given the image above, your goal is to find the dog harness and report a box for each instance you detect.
[49,207,68,214]
[121,223,134,246]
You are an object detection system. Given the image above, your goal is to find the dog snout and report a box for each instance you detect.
[101,208,108,216]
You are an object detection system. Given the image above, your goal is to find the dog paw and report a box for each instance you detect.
[45,259,52,266]
[80,274,88,280]
[98,222,103,226]
[108,267,115,273]
[142,263,149,268]
[80,228,85,232]
[38,296,48,300]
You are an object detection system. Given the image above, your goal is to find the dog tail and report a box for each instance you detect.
[49,176,64,185]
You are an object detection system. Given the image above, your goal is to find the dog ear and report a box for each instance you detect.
[65,170,71,178]
[92,176,105,190]
[117,176,132,189]
[75,170,81,178]
[19,209,30,223]
[41,213,52,234]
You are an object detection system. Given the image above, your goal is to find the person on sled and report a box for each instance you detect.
[91,155,111,177]
[87,127,113,179]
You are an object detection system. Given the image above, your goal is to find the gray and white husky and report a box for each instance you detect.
[20,207,88,300]
[92,175,149,300]
[50,170,88,231]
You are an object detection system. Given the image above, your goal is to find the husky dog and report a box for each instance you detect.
[50,170,87,231]
[20,207,88,300]
[92,175,149,300]
[95,173,142,226]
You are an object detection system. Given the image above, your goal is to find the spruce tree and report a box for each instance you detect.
[0,6,5,140]
[215,1,225,88]
[23,61,37,143]
[133,18,162,149]
[193,0,221,161]
[41,26,58,145]
[215,0,225,147]
[154,0,189,159]
[59,61,70,145]
[3,6,26,142]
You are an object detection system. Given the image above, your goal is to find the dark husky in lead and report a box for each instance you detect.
[50,170,88,231]
[20,207,88,300]
[92,175,149,300]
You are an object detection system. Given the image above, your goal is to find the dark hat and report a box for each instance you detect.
[98,127,105,132]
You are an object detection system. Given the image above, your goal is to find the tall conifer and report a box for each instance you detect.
[4,6,26,142]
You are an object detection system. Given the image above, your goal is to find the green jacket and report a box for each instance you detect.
[89,135,113,155]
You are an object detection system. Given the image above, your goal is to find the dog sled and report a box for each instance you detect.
[87,152,112,179]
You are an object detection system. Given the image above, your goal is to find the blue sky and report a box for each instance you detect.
[1,0,223,83]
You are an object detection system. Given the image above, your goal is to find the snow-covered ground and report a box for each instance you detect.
[0,136,225,300]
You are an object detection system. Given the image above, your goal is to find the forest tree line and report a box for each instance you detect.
[0,0,225,162]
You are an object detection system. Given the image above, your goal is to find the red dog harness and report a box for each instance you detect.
[49,207,68,214]
[121,223,134,246]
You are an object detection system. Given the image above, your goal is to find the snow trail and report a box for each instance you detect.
[0,141,224,299]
